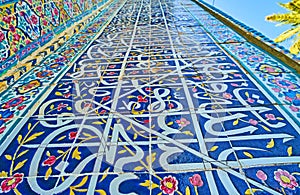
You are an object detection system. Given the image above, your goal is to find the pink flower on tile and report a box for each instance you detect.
[160,176,178,195]
[274,169,298,190]
[247,98,255,103]
[272,88,280,92]
[290,106,299,112]
[192,88,197,92]
[189,174,203,187]
[256,170,267,181]
[234,74,242,77]
[231,83,239,87]
[265,114,276,121]
[1,173,23,193]
[285,96,293,102]
[176,118,190,127]
[249,119,258,126]
[42,156,57,166]
[222,92,232,99]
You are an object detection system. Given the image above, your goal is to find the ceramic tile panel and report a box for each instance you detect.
[0,0,299,194]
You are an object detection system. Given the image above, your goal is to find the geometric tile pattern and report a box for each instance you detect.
[0,0,299,194]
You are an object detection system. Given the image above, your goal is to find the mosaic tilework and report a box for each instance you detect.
[0,0,110,92]
[0,0,299,194]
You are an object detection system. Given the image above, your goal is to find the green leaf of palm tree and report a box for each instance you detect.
[274,26,300,42]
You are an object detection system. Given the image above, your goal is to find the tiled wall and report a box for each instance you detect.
[0,0,108,90]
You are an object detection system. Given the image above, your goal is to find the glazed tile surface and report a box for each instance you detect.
[0,0,300,194]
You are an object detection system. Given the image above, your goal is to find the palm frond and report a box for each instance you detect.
[292,0,300,9]
[289,37,300,54]
[279,2,300,13]
[266,13,300,25]
[274,26,300,42]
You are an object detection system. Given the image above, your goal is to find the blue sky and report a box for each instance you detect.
[202,0,292,47]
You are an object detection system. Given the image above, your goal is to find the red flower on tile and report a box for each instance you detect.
[53,8,59,15]
[57,103,68,111]
[17,105,26,110]
[1,173,24,193]
[3,96,25,109]
[42,156,57,166]
[99,110,106,115]
[137,95,148,103]
[160,175,178,195]
[63,93,71,98]
[168,103,174,109]
[30,15,38,25]
[13,34,20,41]
[0,127,6,134]
[37,6,42,12]
[189,174,203,187]
[145,87,152,91]
[69,131,77,140]
[2,16,12,24]
[0,32,5,42]
[107,72,116,76]
[143,119,150,124]
[102,96,110,101]
[42,20,48,26]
